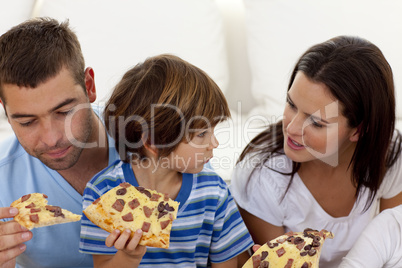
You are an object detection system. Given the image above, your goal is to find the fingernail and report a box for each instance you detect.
[114,229,121,235]
[21,232,30,240]
[19,244,26,251]
[9,207,18,215]
[136,229,142,234]
[125,229,132,234]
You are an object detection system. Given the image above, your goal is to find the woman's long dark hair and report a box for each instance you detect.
[239,36,402,210]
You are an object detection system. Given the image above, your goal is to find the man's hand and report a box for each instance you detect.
[0,207,32,267]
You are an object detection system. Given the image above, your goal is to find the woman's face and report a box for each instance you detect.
[282,72,358,167]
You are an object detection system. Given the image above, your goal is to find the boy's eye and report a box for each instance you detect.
[197,131,207,137]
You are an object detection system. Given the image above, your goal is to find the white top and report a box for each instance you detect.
[339,205,402,268]
[229,151,402,268]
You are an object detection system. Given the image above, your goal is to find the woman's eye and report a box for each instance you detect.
[310,117,324,128]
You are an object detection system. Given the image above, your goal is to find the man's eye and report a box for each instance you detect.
[20,121,33,127]
[58,109,73,115]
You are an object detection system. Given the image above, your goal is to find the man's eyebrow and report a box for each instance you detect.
[10,98,77,119]
[50,98,76,112]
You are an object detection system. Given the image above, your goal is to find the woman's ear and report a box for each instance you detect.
[350,125,361,142]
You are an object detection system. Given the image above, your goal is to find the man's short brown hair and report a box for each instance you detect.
[0,17,86,102]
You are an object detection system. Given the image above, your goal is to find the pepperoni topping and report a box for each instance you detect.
[164,203,175,212]
[160,220,170,230]
[294,237,304,244]
[163,193,170,201]
[136,187,152,198]
[112,199,125,212]
[43,194,48,199]
[93,198,101,204]
[30,208,41,213]
[25,202,36,208]
[301,262,309,268]
[141,222,151,232]
[267,242,278,248]
[284,259,294,268]
[158,202,165,212]
[276,247,286,257]
[116,188,127,195]
[308,248,317,256]
[277,238,286,243]
[21,194,31,202]
[122,212,133,222]
[143,206,153,218]
[158,211,168,219]
[150,194,161,201]
[45,206,64,217]
[260,261,269,268]
[296,241,306,251]
[30,214,39,223]
[251,255,261,268]
[128,198,140,209]
[261,251,268,260]
[119,182,131,188]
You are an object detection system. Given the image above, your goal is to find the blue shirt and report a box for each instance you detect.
[80,160,254,267]
[0,105,119,268]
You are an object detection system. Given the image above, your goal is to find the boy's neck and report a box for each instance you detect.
[131,159,182,200]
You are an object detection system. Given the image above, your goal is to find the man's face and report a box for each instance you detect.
[1,67,97,170]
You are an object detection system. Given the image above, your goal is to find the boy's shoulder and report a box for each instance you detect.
[87,160,126,191]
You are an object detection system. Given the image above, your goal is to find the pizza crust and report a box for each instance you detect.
[10,193,81,230]
[83,183,179,249]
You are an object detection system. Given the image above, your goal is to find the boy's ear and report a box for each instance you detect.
[142,134,158,157]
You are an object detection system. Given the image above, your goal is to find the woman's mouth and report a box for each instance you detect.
[287,137,305,150]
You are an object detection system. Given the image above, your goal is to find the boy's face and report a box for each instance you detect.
[167,127,218,174]
[0,67,97,170]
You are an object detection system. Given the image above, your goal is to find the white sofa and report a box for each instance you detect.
[1,0,402,181]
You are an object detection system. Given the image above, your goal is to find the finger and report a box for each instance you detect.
[0,221,29,236]
[126,229,143,251]
[105,230,121,248]
[0,208,18,219]
[0,231,32,251]
[113,229,131,250]
[0,243,26,265]
[252,244,261,252]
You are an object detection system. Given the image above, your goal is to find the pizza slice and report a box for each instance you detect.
[83,182,179,249]
[10,193,81,230]
[243,228,334,268]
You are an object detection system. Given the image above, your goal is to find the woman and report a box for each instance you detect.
[230,36,402,267]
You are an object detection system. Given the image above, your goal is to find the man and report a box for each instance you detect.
[0,18,119,267]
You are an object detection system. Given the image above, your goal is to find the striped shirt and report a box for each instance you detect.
[79,160,253,267]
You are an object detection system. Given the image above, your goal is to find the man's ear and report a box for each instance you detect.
[0,99,8,120]
[84,67,97,103]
